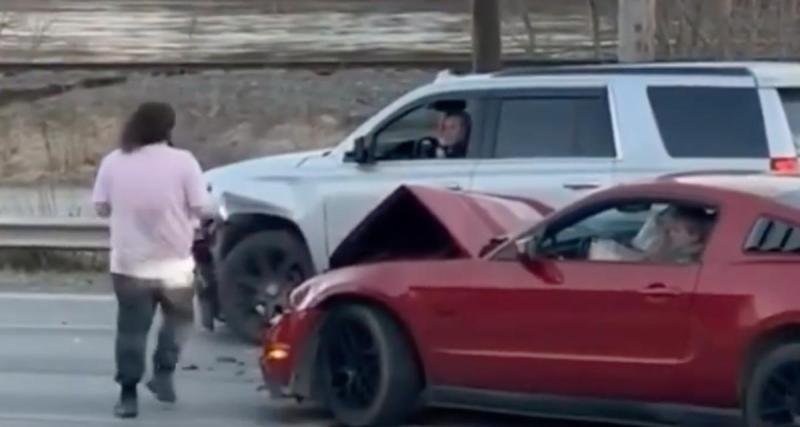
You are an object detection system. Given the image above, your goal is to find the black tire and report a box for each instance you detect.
[743,343,800,426]
[218,230,314,344]
[317,304,422,427]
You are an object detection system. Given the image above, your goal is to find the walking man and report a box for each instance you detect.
[92,102,210,418]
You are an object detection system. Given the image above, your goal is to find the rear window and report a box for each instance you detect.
[745,216,800,254]
[648,87,769,158]
[780,89,800,153]
[494,92,616,158]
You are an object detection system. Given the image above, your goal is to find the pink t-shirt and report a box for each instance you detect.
[92,143,209,285]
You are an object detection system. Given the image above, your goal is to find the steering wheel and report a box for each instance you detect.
[579,237,595,258]
[413,136,440,159]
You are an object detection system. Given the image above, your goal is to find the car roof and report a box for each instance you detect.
[655,173,800,201]
[432,61,800,89]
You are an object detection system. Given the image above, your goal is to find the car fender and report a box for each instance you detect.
[290,269,416,400]
[215,186,328,271]
[299,274,404,314]
[204,149,334,271]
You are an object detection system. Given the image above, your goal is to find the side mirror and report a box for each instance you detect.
[515,233,541,262]
[349,136,375,165]
[516,232,563,284]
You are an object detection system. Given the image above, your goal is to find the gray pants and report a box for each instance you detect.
[112,274,194,386]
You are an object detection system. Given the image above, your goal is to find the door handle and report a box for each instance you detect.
[563,183,600,191]
[639,283,682,299]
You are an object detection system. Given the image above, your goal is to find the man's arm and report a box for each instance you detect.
[92,156,112,218]
[184,154,213,220]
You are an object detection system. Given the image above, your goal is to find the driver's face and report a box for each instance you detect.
[439,116,466,147]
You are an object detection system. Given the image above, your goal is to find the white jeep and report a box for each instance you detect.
[201,61,800,343]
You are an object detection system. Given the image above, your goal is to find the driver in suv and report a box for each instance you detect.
[418,110,471,159]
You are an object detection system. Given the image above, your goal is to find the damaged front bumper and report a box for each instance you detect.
[259,308,323,401]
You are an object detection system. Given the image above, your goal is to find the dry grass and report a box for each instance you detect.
[655,0,800,59]
[0,249,106,272]
[502,0,800,60]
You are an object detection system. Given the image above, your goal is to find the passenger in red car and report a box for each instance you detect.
[592,205,713,264]
[648,207,713,263]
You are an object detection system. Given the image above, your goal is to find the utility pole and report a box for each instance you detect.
[472,0,502,72]
[618,0,657,62]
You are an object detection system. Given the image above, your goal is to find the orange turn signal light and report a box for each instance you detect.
[266,343,290,360]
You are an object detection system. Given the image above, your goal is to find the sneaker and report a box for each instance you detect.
[113,386,138,418]
[146,373,176,403]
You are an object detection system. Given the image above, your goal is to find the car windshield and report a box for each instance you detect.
[781,89,800,154]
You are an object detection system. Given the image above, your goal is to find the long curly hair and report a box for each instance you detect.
[120,102,176,153]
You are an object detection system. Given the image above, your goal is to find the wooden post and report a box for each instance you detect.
[472,0,502,72]
[618,0,657,62]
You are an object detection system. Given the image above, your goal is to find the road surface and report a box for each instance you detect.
[0,290,740,426]
[0,290,599,427]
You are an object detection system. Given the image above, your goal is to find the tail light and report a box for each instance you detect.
[771,157,798,174]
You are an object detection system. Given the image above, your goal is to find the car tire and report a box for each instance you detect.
[743,343,800,426]
[318,304,422,427]
[218,230,314,344]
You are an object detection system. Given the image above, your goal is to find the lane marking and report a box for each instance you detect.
[0,413,265,426]
[0,292,114,302]
[0,323,114,332]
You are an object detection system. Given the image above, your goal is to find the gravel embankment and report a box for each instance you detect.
[0,68,434,184]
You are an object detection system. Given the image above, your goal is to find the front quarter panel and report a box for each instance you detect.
[208,169,331,271]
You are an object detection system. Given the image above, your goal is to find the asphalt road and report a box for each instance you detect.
[0,290,736,427]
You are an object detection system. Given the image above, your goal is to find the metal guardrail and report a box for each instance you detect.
[0,217,110,250]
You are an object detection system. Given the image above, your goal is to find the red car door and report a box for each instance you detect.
[424,258,701,403]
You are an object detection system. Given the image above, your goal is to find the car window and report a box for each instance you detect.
[648,86,769,158]
[372,98,475,161]
[745,216,800,254]
[493,93,616,158]
[538,201,717,264]
[780,89,800,154]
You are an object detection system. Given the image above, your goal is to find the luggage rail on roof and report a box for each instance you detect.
[494,65,754,78]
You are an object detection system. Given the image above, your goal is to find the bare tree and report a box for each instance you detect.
[587,0,601,59]
[517,1,537,55]
[184,14,199,60]
[27,17,56,55]
[501,1,537,57]
[712,0,733,58]
[0,12,13,38]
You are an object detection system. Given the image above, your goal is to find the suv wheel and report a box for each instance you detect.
[317,305,422,427]
[218,230,314,344]
[744,344,800,426]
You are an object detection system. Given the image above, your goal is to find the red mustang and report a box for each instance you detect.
[261,174,800,427]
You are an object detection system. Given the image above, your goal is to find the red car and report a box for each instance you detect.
[261,174,800,427]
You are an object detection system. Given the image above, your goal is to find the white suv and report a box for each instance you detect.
[202,61,800,342]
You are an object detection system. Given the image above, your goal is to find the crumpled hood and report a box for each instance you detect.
[329,185,551,269]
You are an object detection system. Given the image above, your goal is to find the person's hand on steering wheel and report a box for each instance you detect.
[414,136,440,159]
